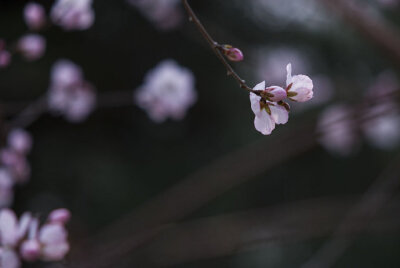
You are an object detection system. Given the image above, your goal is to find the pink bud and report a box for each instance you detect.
[0,50,11,68]
[24,2,46,30]
[48,209,71,224]
[20,239,41,261]
[225,47,244,62]
[266,86,287,102]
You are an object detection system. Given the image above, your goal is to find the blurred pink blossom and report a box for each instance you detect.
[0,50,11,68]
[48,59,96,122]
[0,149,31,184]
[24,2,46,30]
[17,34,46,61]
[250,81,289,135]
[0,208,70,267]
[48,208,71,224]
[8,129,33,155]
[317,104,359,156]
[135,59,197,122]
[51,0,95,31]
[128,0,182,30]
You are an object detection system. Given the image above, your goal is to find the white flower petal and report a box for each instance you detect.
[0,209,19,246]
[270,104,289,125]
[254,110,275,135]
[286,63,292,86]
[249,92,261,115]
[253,80,266,91]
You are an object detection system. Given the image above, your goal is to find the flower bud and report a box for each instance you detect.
[265,86,287,102]
[48,209,71,224]
[220,45,244,62]
[20,239,41,261]
[24,2,46,30]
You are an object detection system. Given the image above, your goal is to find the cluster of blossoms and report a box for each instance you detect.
[318,71,400,156]
[250,63,314,135]
[134,59,197,122]
[48,59,97,123]
[0,208,70,268]
[128,0,182,30]
[50,0,95,31]
[24,0,95,31]
[1,0,95,69]
[0,129,33,207]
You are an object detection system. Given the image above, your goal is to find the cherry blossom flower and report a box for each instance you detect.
[317,104,359,156]
[0,208,70,267]
[134,59,197,122]
[17,34,46,61]
[48,59,96,122]
[250,81,289,135]
[219,45,244,62]
[51,0,95,31]
[286,63,313,102]
[128,0,182,30]
[24,2,46,30]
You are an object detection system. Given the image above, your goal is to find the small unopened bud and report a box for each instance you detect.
[20,239,41,261]
[48,208,71,224]
[219,45,244,62]
[265,86,287,102]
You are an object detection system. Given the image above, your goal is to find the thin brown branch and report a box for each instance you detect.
[181,0,255,93]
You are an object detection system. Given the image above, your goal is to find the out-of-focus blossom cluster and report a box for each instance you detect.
[250,63,314,135]
[48,59,97,123]
[0,208,70,268]
[134,59,197,123]
[128,0,183,30]
[24,0,95,31]
[50,0,95,31]
[0,129,33,208]
[318,71,400,156]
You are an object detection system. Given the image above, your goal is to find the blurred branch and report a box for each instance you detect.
[301,154,400,268]
[318,0,400,67]
[123,196,400,267]
[72,121,317,268]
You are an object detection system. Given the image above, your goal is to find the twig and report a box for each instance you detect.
[181,0,255,93]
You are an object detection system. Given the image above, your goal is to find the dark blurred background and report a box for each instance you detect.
[1,0,400,267]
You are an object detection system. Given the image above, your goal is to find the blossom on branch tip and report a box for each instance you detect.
[250,81,289,135]
[134,59,197,123]
[286,63,313,102]
[219,45,244,62]
[24,2,46,30]
[17,34,46,61]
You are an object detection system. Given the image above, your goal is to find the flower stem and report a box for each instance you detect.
[181,0,256,93]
